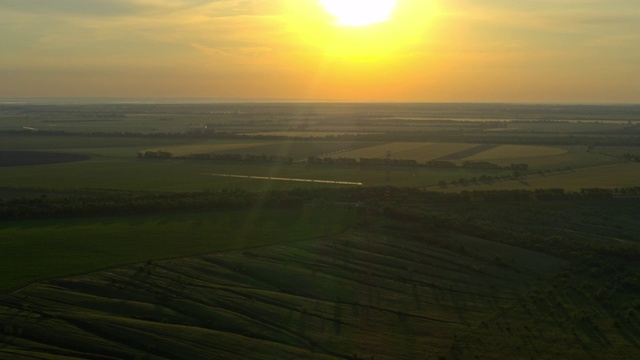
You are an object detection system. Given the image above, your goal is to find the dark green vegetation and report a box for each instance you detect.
[1,192,640,359]
[0,206,355,292]
[1,103,640,359]
[0,151,89,167]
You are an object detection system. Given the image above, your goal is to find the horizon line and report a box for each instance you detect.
[1,97,639,106]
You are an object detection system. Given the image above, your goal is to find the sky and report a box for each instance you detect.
[1,0,639,103]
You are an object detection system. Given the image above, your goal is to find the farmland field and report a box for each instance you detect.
[2,197,640,359]
[147,140,381,161]
[0,136,630,191]
[144,140,276,157]
[0,228,566,359]
[460,144,567,162]
[0,208,355,292]
[596,146,640,158]
[334,142,479,162]
[489,145,618,170]
[1,102,640,359]
[0,150,89,167]
[433,163,640,192]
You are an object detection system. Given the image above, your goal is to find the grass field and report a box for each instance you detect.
[0,208,356,292]
[497,145,618,169]
[434,163,640,191]
[2,202,640,359]
[503,121,635,133]
[0,151,89,167]
[147,140,380,161]
[144,140,277,157]
[112,137,613,173]
[0,156,520,191]
[328,141,580,168]
[0,134,631,192]
[596,146,640,158]
[335,142,478,162]
[0,134,193,151]
[0,224,569,359]
[461,144,567,162]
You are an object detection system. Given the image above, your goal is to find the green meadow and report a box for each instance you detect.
[2,198,640,359]
[0,208,355,292]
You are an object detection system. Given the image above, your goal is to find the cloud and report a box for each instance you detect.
[442,0,640,31]
[0,0,138,17]
[1,0,639,101]
[0,0,235,17]
[1,0,280,50]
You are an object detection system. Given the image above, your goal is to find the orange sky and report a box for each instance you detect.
[1,0,639,102]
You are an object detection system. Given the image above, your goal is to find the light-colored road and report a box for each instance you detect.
[208,173,363,186]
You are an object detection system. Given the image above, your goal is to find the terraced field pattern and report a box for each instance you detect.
[0,209,355,292]
[2,209,639,360]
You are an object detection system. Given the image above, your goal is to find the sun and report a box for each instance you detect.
[319,0,398,27]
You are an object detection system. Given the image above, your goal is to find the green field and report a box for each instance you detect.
[2,198,640,359]
[336,142,479,162]
[321,141,573,166]
[433,163,640,192]
[461,144,567,162]
[144,140,278,157]
[0,228,565,359]
[596,146,640,158]
[0,156,526,191]
[495,145,618,170]
[146,140,381,161]
[0,208,355,291]
[0,133,630,192]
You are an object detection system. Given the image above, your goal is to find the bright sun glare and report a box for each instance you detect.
[319,0,398,26]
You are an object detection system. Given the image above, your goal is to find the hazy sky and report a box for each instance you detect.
[1,0,639,102]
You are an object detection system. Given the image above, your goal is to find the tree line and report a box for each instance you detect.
[4,129,640,147]
[139,150,527,170]
[0,190,303,221]
[139,151,293,164]
[307,155,528,170]
[2,186,639,221]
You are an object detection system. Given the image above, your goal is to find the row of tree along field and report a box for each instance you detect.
[139,151,294,164]
[4,129,640,147]
[2,186,639,221]
[308,155,530,170]
[138,150,529,171]
[0,189,302,220]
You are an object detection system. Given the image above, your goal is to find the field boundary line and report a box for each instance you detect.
[0,221,357,297]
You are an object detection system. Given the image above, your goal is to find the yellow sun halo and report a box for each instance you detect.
[319,0,398,26]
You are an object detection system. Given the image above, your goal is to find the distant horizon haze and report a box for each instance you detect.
[1,97,639,106]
